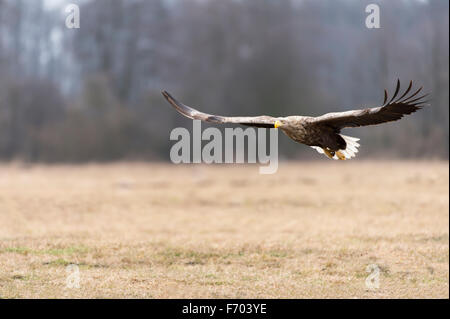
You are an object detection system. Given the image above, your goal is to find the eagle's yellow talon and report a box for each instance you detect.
[336,150,346,160]
[274,121,281,128]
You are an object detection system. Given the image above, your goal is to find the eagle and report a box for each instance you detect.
[162,80,429,160]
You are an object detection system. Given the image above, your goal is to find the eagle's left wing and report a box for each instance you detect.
[309,80,429,130]
[162,90,279,128]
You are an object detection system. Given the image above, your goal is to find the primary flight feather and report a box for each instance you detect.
[162,80,429,160]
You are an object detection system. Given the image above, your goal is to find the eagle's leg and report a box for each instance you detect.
[335,151,346,160]
[323,148,335,159]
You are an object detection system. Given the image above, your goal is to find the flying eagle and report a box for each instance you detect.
[162,80,429,160]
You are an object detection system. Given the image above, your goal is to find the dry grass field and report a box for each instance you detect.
[0,161,448,298]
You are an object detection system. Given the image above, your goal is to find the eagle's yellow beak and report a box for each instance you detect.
[274,120,281,128]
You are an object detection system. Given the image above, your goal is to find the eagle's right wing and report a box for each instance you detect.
[309,80,429,130]
[162,90,279,128]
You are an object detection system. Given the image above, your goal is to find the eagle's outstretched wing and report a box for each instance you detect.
[309,80,429,129]
[162,90,278,128]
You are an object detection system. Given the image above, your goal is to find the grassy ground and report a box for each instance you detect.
[0,161,448,298]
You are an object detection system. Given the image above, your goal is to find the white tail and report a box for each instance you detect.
[311,135,360,160]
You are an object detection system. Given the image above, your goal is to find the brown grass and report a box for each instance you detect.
[0,161,448,298]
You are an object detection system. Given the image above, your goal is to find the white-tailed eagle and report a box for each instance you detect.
[162,80,429,160]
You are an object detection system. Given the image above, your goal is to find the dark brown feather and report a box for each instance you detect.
[310,80,429,130]
[162,90,278,128]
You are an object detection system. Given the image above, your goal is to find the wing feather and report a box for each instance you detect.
[396,80,413,102]
[310,80,429,129]
[162,90,278,128]
[387,79,401,104]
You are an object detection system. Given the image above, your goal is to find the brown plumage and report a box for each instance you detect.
[162,80,429,160]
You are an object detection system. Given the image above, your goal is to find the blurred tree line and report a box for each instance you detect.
[0,0,448,162]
